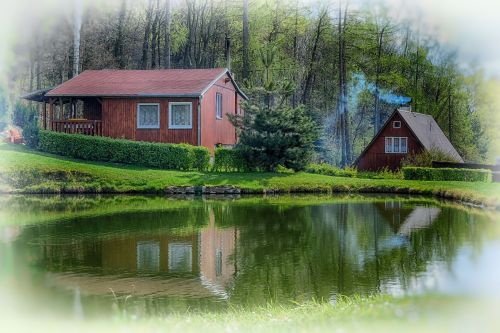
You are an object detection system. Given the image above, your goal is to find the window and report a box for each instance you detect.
[385,137,408,153]
[168,243,193,272]
[385,137,393,153]
[137,103,160,129]
[136,241,160,272]
[215,249,223,277]
[216,93,223,119]
[401,137,408,153]
[169,102,192,129]
[393,138,400,153]
[393,121,401,128]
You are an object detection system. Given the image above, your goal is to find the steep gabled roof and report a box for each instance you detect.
[44,68,247,99]
[354,109,464,165]
[398,110,463,162]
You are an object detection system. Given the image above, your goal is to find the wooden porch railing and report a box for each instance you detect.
[50,120,103,136]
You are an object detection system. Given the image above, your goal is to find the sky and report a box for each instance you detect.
[0,0,500,77]
[378,0,500,78]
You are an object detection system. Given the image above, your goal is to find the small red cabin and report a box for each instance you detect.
[355,108,463,171]
[23,68,247,152]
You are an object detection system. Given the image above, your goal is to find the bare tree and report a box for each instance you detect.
[242,0,249,79]
[141,0,154,69]
[114,0,127,69]
[163,0,171,68]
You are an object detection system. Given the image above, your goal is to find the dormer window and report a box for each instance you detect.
[393,121,401,128]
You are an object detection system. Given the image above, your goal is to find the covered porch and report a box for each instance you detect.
[23,89,103,136]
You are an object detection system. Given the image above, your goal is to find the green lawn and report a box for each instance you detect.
[0,292,498,333]
[1,143,499,208]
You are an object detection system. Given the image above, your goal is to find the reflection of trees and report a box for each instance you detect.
[10,198,494,309]
[228,202,491,305]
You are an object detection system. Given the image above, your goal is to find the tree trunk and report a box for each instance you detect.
[242,0,249,79]
[164,0,171,68]
[301,10,326,105]
[141,0,154,69]
[373,25,386,135]
[337,2,351,167]
[151,0,159,69]
[73,0,83,77]
[114,0,127,69]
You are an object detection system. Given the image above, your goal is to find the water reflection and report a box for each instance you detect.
[0,195,496,315]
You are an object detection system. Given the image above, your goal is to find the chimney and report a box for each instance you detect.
[225,34,231,72]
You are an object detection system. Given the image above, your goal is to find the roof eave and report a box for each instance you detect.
[199,68,249,100]
[44,93,202,98]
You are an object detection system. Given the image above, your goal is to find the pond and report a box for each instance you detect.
[0,194,499,317]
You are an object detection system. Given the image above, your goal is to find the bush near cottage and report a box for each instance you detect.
[306,163,358,178]
[402,167,492,182]
[38,130,210,171]
[401,148,460,167]
[213,148,249,172]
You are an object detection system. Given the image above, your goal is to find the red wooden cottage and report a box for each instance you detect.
[23,68,247,152]
[355,108,464,171]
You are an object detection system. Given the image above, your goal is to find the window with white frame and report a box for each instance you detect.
[393,121,401,128]
[137,103,160,129]
[385,137,408,153]
[216,93,223,119]
[169,102,192,129]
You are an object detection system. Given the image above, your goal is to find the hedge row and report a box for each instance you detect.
[213,148,249,172]
[38,130,210,171]
[402,167,492,182]
[306,163,358,178]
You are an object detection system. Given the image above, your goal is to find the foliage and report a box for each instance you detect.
[11,102,39,148]
[401,148,460,167]
[402,167,492,182]
[2,143,499,208]
[306,163,358,178]
[213,148,249,172]
[275,165,295,174]
[231,102,318,171]
[8,0,498,165]
[190,146,211,172]
[358,167,403,180]
[37,130,209,171]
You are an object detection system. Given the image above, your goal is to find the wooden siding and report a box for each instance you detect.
[200,74,239,151]
[356,112,423,171]
[101,97,198,145]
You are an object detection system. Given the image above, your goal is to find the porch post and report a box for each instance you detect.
[49,98,54,130]
[59,98,63,120]
[43,102,47,130]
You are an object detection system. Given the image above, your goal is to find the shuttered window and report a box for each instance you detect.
[137,103,160,129]
[169,102,192,129]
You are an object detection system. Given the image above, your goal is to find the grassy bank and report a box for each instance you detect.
[1,143,499,208]
[1,292,498,333]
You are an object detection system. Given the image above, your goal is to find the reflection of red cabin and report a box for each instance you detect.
[23,68,247,152]
[355,108,463,171]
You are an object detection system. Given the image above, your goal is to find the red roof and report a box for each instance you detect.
[46,68,243,98]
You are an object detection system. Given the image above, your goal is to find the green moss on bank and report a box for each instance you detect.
[1,143,499,208]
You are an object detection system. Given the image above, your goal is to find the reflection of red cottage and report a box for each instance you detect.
[355,108,463,171]
[23,68,247,152]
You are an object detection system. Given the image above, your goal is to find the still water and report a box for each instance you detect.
[0,195,498,316]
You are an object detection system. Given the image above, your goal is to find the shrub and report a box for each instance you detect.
[22,118,40,148]
[402,167,492,182]
[276,164,295,174]
[402,148,459,167]
[191,146,210,171]
[306,163,358,178]
[37,130,210,171]
[213,148,249,172]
